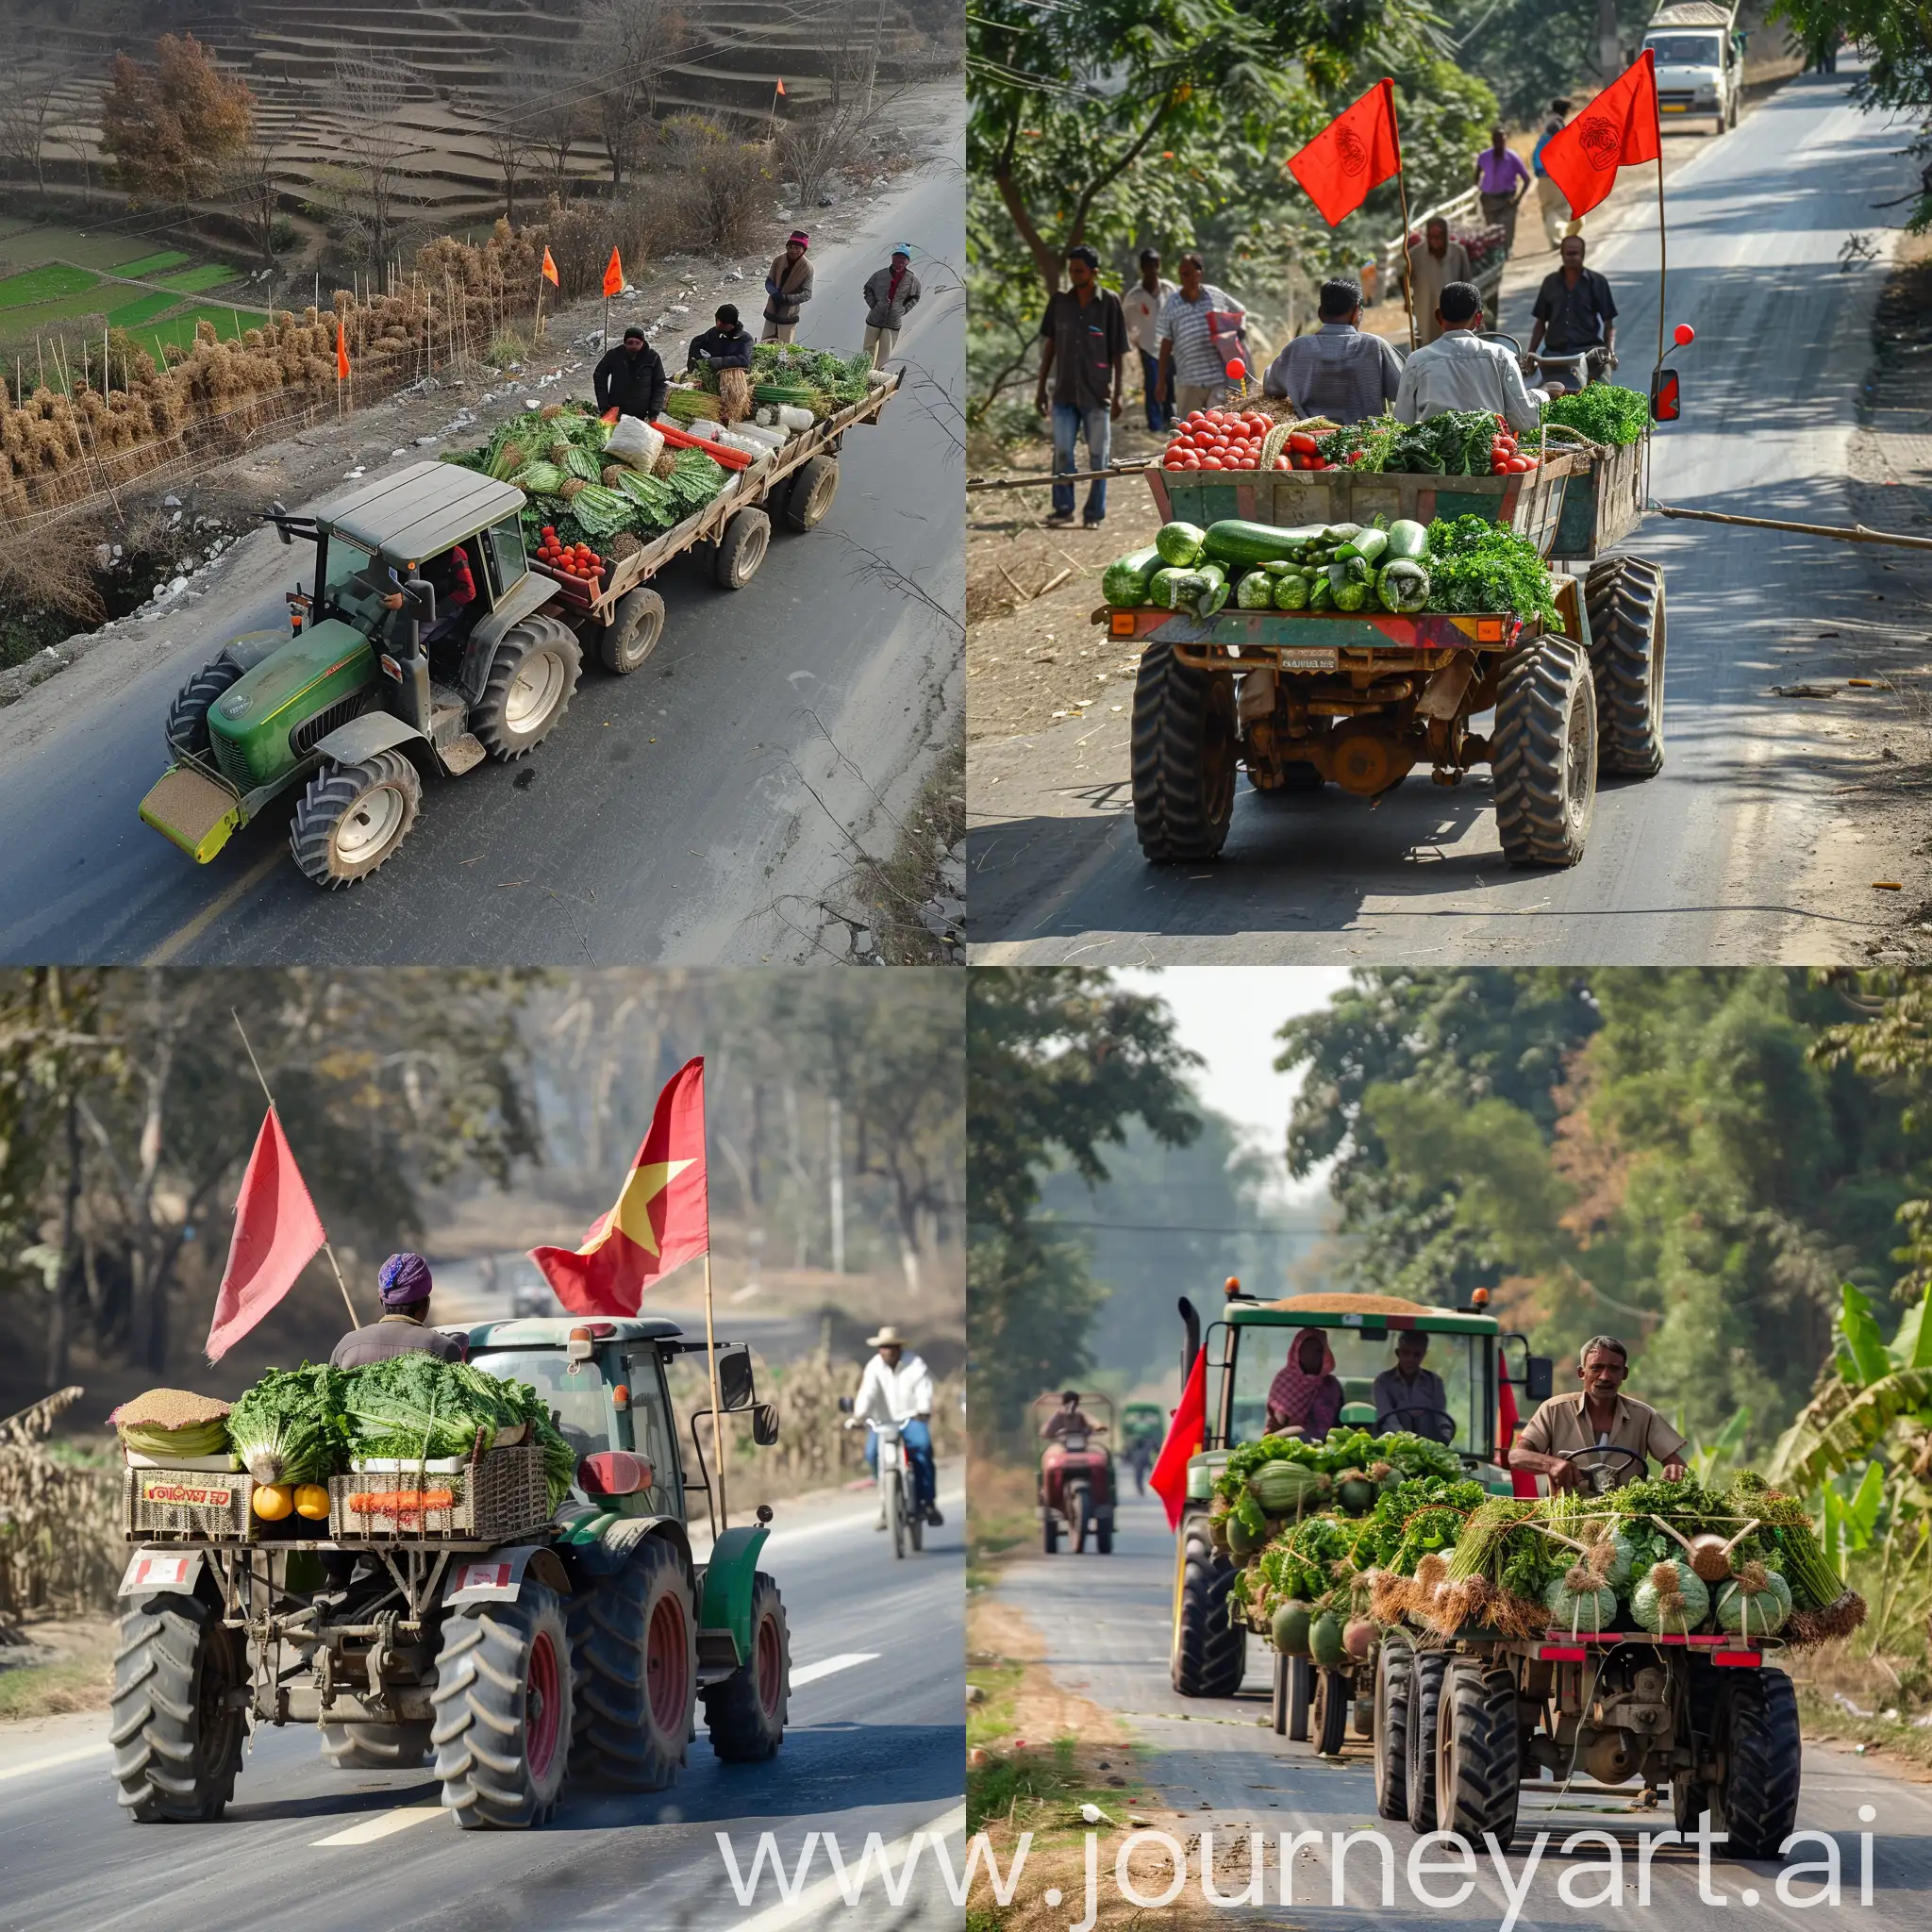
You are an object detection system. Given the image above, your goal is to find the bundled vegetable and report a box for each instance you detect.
[1631,1557,1710,1636]
[1424,516,1561,626]
[227,1365,348,1487]
[1542,383,1650,447]
[1546,1559,1619,1636]
[1716,1562,1792,1638]
[111,1389,231,1460]
[1375,558,1429,613]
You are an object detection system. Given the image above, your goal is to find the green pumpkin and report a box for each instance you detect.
[1716,1568,1791,1638]
[1337,1476,1376,1517]
[1309,1609,1347,1667]
[1631,1559,1710,1636]
[1545,1569,1617,1635]
[1271,1599,1312,1656]
[1249,1458,1321,1515]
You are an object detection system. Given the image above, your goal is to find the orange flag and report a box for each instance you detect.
[531,1058,709,1315]
[775,79,786,98]
[205,1109,326,1362]
[1541,50,1660,220]
[1288,77,1401,228]
[335,319,349,381]
[541,245,559,287]
[602,246,625,299]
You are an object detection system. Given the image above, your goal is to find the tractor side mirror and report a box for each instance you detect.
[1526,1355,1555,1403]
[403,575,437,624]
[717,1344,757,1411]
[751,1403,779,1447]
[1649,366,1681,423]
[269,500,291,544]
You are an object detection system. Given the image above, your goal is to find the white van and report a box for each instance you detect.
[1643,1,1744,136]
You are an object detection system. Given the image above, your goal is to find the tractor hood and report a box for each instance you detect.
[205,619,375,791]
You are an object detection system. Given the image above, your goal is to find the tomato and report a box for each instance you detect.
[1308,456,1327,470]
[1288,432,1318,454]
[1507,456,1532,473]
[1200,456,1224,468]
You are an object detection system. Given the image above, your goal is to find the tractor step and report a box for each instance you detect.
[140,764,244,863]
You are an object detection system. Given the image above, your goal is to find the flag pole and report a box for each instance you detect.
[230,1011,358,1328]
[702,1247,728,1532]
[1385,80,1418,351]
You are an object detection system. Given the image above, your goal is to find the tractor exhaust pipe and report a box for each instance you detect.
[1178,1295,1200,1380]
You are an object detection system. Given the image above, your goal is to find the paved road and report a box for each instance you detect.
[993,1489,1929,1926]
[0,141,963,966]
[0,1474,964,1931]
[970,69,1922,966]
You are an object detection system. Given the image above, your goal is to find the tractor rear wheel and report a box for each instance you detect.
[702,1571,790,1762]
[567,1537,697,1790]
[111,1591,246,1822]
[597,586,666,675]
[164,659,242,761]
[783,456,840,532]
[1374,1639,1411,1821]
[1435,1658,1521,1847]
[1287,1655,1313,1742]
[1312,1666,1349,1755]
[713,508,772,589]
[1492,633,1596,867]
[475,615,581,759]
[290,750,421,887]
[1712,1669,1802,1858]
[1585,556,1666,775]
[321,1721,433,1770]
[432,1575,573,1828]
[1132,643,1237,862]
[1404,1650,1447,1832]
[1170,1517,1244,1697]
[1069,1481,1091,1555]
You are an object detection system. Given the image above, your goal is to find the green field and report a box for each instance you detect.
[0,262,97,309]
[138,303,268,357]
[105,291,178,328]
[157,262,239,294]
[114,250,192,278]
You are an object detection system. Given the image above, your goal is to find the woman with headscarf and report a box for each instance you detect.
[1264,1326,1344,1438]
[329,1252,468,1367]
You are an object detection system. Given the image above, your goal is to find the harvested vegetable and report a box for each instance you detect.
[1542,383,1650,447]
[1102,544,1164,607]
[227,1365,347,1487]
[1424,516,1561,626]
[1155,522,1207,568]
[112,1389,231,1457]
[252,1483,294,1521]
[293,1483,331,1522]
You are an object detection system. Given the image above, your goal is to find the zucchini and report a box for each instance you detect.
[1324,522,1362,543]
[1333,578,1370,612]
[1353,529,1389,566]
[1166,569,1209,608]
[1203,519,1325,568]
[1235,570,1274,609]
[1188,563,1226,617]
[1155,522,1208,568]
[1384,518,1428,562]
[1308,574,1334,611]
[1102,544,1165,608]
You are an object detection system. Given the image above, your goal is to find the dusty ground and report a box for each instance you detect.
[0,1611,115,1723]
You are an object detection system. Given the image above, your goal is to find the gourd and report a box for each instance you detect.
[1155,521,1208,568]
[1715,1563,1791,1638]
[1271,1599,1312,1656]
[1235,570,1275,609]
[252,1482,294,1521]
[1383,518,1429,562]
[1336,1475,1377,1517]
[1103,545,1165,607]
[1273,572,1309,611]
[1204,520,1322,568]
[1249,1459,1321,1515]
[293,1483,331,1522]
[1631,1558,1710,1636]
[1309,1609,1347,1667]
[1342,1617,1377,1659]
[1545,1562,1618,1635]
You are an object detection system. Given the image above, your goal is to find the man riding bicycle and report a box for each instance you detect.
[851,1324,942,1527]
[1509,1333,1688,1492]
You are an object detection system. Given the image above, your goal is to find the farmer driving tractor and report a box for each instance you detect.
[1041,1390,1099,1440]
[1509,1332,1688,1492]
[1373,1331,1449,1438]
[329,1252,466,1369]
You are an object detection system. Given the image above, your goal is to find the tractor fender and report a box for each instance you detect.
[458,569,559,704]
[218,629,289,675]
[558,1512,694,1583]
[441,1543,570,1607]
[118,1547,207,1599]
[696,1524,771,1668]
[311,711,426,768]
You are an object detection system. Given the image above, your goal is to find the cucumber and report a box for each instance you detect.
[1354,529,1389,566]
[1235,570,1274,609]
[1102,544,1165,607]
[1273,572,1308,611]
[1202,518,1327,568]
[1324,523,1362,543]
[1384,517,1428,562]
[1155,521,1208,568]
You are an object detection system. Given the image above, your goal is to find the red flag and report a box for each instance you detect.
[541,246,559,287]
[1500,1361,1540,1496]
[531,1058,708,1315]
[1149,1347,1208,1530]
[774,79,786,98]
[206,1109,326,1362]
[1541,51,1660,221]
[1288,78,1401,228]
[335,319,349,381]
[602,247,625,299]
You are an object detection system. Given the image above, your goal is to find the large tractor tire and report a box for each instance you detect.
[1131,643,1237,862]
[1170,1516,1244,1697]
[1312,1666,1350,1756]
[1286,1655,1313,1742]
[431,1574,573,1829]
[1585,556,1666,775]
[1374,1638,1411,1821]
[163,659,242,761]
[1069,1481,1091,1556]
[702,1571,790,1763]
[712,508,772,590]
[597,586,666,675]
[474,615,582,759]
[290,749,421,887]
[1491,633,1597,868]
[566,1537,697,1790]
[1712,1669,1803,1858]
[783,456,840,532]
[321,1721,433,1770]
[1435,1658,1521,1847]
[110,1591,246,1822]
[1404,1650,1447,1832]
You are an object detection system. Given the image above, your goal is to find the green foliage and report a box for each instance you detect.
[0,264,98,310]
[1440,0,1658,126]
[227,1363,348,1485]
[1542,383,1651,447]
[1424,516,1562,625]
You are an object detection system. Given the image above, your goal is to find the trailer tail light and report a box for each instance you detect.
[1537,1644,1588,1662]
[578,1451,651,1498]
[1111,611,1137,637]
[1712,1650,1761,1668]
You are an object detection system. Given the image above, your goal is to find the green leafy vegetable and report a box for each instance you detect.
[1541,384,1650,447]
[1424,515,1561,625]
[227,1365,349,1485]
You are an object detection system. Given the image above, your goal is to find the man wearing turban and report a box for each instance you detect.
[329,1252,467,1368]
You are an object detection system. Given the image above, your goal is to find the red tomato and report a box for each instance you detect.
[1288,432,1318,454]
[1491,462,1508,475]
[1507,457,1532,473]
[1200,456,1224,468]
[1274,456,1291,471]
[1308,456,1327,470]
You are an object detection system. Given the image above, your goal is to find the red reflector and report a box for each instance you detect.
[1476,619,1503,641]
[1110,611,1136,636]
[577,1450,650,1498]
[1712,1650,1761,1668]
[1538,1645,1587,1662]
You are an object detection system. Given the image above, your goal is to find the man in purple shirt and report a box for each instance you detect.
[1473,127,1533,257]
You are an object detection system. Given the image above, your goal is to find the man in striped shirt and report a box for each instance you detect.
[1155,253,1247,418]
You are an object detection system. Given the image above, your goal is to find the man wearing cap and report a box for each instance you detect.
[688,303,754,374]
[763,230,814,342]
[1035,244,1127,528]
[593,325,668,422]
[330,1253,467,1369]
[850,1324,941,1527]
[861,245,921,367]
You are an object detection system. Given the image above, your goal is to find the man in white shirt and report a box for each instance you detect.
[852,1324,941,1527]
[1120,249,1177,432]
[1393,280,1545,432]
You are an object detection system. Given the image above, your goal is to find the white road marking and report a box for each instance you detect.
[310,1804,445,1846]
[789,1652,879,1688]
[726,1804,967,1930]
[0,1740,109,1782]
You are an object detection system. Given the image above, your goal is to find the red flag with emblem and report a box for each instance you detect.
[1288,77,1401,227]
[531,1058,708,1315]
[1149,1347,1208,1530]
[1541,50,1660,220]
[206,1108,326,1362]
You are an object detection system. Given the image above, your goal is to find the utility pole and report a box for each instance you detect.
[1599,0,1624,77]
[827,1095,845,1275]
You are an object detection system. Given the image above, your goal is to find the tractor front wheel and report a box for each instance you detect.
[1170,1516,1244,1697]
[1374,1638,1411,1821]
[163,659,242,762]
[1585,555,1666,775]
[432,1575,573,1828]
[702,1572,790,1762]
[567,1537,697,1790]
[1712,1669,1802,1858]
[475,616,582,759]
[290,750,421,887]
[1435,1658,1521,1847]
[1312,1665,1349,1756]
[111,1591,245,1822]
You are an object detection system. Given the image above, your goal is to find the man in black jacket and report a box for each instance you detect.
[592,325,667,421]
[688,304,754,374]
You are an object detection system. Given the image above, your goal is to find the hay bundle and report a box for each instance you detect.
[718,366,753,424]
[1784,1591,1867,1648]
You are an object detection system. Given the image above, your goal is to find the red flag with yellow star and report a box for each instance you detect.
[530,1058,708,1314]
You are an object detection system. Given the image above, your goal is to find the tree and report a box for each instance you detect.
[969,969,1202,1433]
[1439,0,1659,126]
[325,53,429,268]
[99,32,255,205]
[0,71,68,194]
[223,135,283,277]
[477,83,533,225]
[582,0,693,192]
[526,51,588,202]
[774,0,895,211]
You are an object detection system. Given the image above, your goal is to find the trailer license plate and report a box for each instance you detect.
[1279,647,1338,672]
[1661,103,1688,112]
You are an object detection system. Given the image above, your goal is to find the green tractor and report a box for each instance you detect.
[1168,1283,1550,1705]
[112,1316,789,1828]
[139,462,598,887]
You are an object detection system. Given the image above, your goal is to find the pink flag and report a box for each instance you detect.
[206,1109,326,1362]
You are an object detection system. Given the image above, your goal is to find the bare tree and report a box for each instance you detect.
[581,0,696,192]
[0,70,70,193]
[475,81,534,225]
[223,134,283,276]
[774,0,897,210]
[525,51,586,201]
[330,52,429,267]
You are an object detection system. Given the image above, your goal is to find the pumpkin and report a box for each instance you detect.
[1631,1558,1710,1636]
[1249,1458,1321,1515]
[1546,1562,1618,1635]
[1309,1610,1347,1667]
[1715,1563,1791,1638]
[1271,1600,1312,1656]
[1583,1527,1635,1591]
[293,1483,331,1522]
[252,1482,293,1521]
[1342,1617,1377,1659]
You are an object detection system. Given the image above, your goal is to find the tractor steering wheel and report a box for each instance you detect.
[1374,1406,1458,1447]
[1559,1443,1645,1496]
